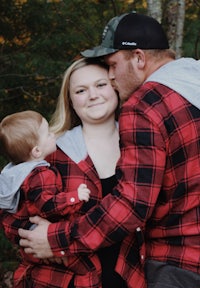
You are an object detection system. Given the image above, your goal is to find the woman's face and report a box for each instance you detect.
[69,64,118,124]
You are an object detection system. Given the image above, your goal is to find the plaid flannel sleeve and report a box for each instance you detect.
[24,167,82,218]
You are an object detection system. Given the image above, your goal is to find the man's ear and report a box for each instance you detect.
[132,49,146,69]
[31,146,42,159]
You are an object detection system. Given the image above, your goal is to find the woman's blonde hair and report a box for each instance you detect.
[49,57,110,136]
[0,110,43,164]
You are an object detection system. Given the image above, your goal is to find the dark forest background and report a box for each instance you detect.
[0,0,200,286]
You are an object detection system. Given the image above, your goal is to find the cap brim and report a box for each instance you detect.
[81,45,118,58]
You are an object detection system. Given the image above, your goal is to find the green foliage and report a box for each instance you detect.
[0,230,19,263]
[0,230,19,285]
[183,0,200,58]
[0,0,147,121]
[1,0,198,125]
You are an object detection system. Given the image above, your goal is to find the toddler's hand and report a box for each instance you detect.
[78,183,90,202]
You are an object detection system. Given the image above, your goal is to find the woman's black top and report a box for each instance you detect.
[97,175,127,288]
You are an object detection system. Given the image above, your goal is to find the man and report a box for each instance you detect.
[19,12,200,288]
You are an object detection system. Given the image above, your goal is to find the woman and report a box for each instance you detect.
[48,57,126,288]
[1,58,127,287]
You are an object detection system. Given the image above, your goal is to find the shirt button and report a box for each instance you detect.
[60,251,65,255]
[70,197,75,203]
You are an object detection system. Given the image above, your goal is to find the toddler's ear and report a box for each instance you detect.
[31,146,42,159]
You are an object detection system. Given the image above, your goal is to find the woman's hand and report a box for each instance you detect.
[18,216,53,258]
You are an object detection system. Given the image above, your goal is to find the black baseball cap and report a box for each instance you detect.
[81,11,169,58]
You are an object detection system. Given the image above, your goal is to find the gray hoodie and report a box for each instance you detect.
[145,57,200,109]
[0,160,49,213]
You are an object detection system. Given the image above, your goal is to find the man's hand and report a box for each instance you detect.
[18,216,53,258]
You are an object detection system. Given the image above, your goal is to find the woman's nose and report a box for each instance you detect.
[88,87,98,99]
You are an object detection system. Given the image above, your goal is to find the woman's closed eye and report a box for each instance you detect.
[96,82,107,88]
[75,88,86,94]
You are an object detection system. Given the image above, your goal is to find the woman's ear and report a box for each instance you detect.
[31,145,42,159]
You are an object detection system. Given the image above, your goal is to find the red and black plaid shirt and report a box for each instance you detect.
[48,82,200,288]
[1,154,102,287]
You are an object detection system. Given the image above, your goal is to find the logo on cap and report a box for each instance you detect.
[121,41,137,46]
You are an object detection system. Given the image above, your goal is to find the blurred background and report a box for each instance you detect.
[0,0,200,286]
